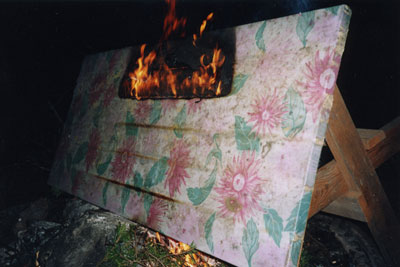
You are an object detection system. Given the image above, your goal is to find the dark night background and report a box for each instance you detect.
[0,0,399,210]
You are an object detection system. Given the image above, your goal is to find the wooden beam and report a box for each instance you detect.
[309,161,349,218]
[357,128,386,150]
[365,116,400,168]
[325,86,400,266]
[322,192,366,222]
[309,115,400,218]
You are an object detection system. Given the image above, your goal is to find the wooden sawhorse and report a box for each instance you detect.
[309,86,400,266]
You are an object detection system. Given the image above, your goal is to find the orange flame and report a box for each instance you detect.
[128,0,224,100]
[193,12,213,47]
[162,0,187,41]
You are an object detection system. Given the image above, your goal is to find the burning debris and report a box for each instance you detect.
[120,0,232,100]
[99,223,227,267]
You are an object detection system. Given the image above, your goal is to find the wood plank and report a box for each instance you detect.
[367,116,400,168]
[357,128,386,150]
[322,192,366,221]
[309,116,400,218]
[309,161,349,218]
[325,86,400,266]
[323,128,385,149]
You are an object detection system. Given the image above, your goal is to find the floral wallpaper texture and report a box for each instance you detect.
[49,5,351,266]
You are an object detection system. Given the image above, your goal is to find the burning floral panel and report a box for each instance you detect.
[49,5,351,267]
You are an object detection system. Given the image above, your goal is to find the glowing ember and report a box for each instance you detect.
[148,230,215,266]
[126,0,225,100]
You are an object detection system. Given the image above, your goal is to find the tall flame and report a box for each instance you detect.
[162,0,187,41]
[128,0,225,100]
[193,12,213,47]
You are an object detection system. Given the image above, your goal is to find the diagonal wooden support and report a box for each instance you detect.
[323,86,400,266]
[309,116,400,219]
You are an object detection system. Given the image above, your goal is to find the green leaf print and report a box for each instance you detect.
[263,208,283,247]
[133,171,143,196]
[242,218,259,267]
[121,186,130,214]
[144,157,169,188]
[284,191,312,234]
[205,212,216,253]
[296,11,315,47]
[126,111,138,137]
[230,74,249,95]
[72,142,89,164]
[187,161,217,206]
[97,154,112,175]
[102,181,109,206]
[281,87,306,138]
[234,116,260,152]
[205,133,222,166]
[255,21,267,52]
[173,104,187,138]
[295,191,312,234]
[291,237,302,266]
[205,147,222,167]
[144,194,153,217]
[150,101,162,125]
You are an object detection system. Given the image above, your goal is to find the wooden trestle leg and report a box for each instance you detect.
[309,86,400,266]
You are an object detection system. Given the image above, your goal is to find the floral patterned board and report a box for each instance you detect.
[49,5,351,267]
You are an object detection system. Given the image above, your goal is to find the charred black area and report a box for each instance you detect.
[119,28,235,100]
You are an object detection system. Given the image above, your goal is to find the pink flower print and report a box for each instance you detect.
[146,198,168,229]
[164,139,192,197]
[301,49,341,121]
[214,152,264,224]
[248,88,287,135]
[85,129,101,171]
[111,138,136,184]
[161,99,178,114]
[187,98,203,114]
[134,101,152,122]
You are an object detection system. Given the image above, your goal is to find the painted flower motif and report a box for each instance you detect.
[161,99,178,115]
[134,101,152,122]
[85,129,101,171]
[164,139,192,197]
[214,152,264,224]
[111,138,136,184]
[125,193,145,222]
[248,88,287,135]
[301,49,341,121]
[187,98,203,114]
[146,198,168,229]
